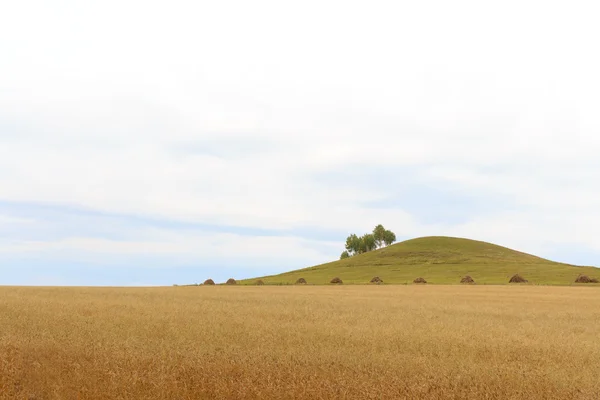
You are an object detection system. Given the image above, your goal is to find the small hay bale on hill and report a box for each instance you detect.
[509,274,528,283]
[203,279,215,285]
[575,275,598,283]
[413,277,427,284]
[295,278,307,284]
[330,277,343,284]
[226,278,237,285]
[255,279,265,285]
[575,275,593,283]
[370,276,383,284]
[460,275,475,284]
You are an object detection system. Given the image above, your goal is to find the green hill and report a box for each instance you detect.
[242,236,600,285]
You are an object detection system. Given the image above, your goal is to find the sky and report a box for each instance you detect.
[1,0,600,285]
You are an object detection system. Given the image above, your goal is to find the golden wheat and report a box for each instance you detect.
[1,285,600,399]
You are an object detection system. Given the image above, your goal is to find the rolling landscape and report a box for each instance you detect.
[2,236,600,399]
[241,236,600,285]
[3,0,600,398]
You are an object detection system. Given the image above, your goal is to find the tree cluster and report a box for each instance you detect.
[340,224,396,259]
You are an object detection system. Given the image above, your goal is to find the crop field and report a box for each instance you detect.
[1,285,600,399]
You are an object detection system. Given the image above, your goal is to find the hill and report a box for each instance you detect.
[242,236,599,285]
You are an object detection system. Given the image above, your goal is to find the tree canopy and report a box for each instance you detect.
[340,225,397,259]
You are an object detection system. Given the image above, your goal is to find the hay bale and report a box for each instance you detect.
[509,274,528,283]
[460,275,475,284]
[203,279,215,285]
[413,277,427,284]
[295,278,307,284]
[575,275,592,283]
[255,279,265,285]
[575,275,598,283]
[370,276,383,284]
[225,278,237,285]
[330,277,343,284]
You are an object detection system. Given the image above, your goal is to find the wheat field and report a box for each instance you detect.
[1,285,600,399]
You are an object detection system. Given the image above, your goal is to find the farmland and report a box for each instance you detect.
[2,285,600,399]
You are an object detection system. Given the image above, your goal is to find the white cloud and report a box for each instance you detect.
[0,214,35,224]
[0,231,340,268]
[1,0,600,270]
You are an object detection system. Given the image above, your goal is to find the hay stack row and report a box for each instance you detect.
[202,278,237,285]
[199,273,599,285]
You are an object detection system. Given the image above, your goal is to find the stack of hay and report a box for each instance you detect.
[413,277,427,284]
[370,276,383,284]
[295,278,307,284]
[509,274,527,283]
[203,279,215,285]
[226,278,237,285]
[330,277,343,284]
[574,275,599,283]
[460,275,475,284]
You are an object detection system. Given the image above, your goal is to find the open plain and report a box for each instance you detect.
[2,285,600,399]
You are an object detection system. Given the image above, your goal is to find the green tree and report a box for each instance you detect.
[373,224,387,249]
[343,226,396,258]
[383,230,396,246]
[358,233,377,253]
[345,234,360,255]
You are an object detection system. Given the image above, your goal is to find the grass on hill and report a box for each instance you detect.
[241,236,600,285]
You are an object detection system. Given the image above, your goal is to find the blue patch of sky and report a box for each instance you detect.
[1,259,278,286]
[542,243,600,268]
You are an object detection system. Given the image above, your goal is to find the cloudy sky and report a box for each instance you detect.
[1,0,599,285]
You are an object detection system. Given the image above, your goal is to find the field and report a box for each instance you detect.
[2,286,600,399]
[244,236,600,285]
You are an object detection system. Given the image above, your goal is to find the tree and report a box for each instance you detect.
[342,226,396,258]
[358,233,377,253]
[383,230,396,246]
[345,234,361,255]
[373,224,387,249]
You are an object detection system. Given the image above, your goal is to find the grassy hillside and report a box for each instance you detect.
[242,236,600,285]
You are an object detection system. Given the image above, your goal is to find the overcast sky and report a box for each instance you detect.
[1,0,599,285]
